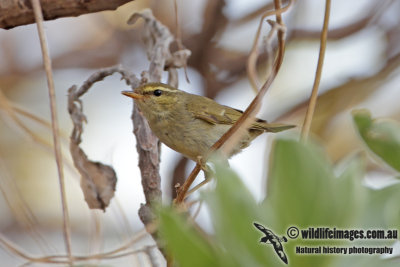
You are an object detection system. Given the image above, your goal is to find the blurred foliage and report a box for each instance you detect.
[353,109,400,173]
[159,117,400,266]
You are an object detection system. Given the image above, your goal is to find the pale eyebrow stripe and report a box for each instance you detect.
[142,87,176,94]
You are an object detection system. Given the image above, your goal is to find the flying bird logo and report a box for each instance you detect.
[253,222,288,264]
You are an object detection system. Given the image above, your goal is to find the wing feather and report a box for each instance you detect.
[186,94,295,132]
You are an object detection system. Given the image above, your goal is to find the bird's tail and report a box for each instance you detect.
[264,123,296,133]
[252,122,296,133]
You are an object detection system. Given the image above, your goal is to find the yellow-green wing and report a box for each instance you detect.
[186,95,241,125]
[186,94,295,132]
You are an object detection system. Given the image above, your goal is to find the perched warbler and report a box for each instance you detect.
[122,83,294,161]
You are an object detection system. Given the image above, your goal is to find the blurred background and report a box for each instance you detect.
[0,0,399,265]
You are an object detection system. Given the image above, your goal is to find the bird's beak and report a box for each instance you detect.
[122,91,143,99]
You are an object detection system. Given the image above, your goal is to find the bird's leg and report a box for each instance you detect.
[186,178,211,197]
[176,155,230,201]
[184,156,215,199]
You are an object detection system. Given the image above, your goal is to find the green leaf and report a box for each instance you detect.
[158,138,400,267]
[263,139,369,267]
[353,109,400,172]
[202,155,280,266]
[266,139,347,227]
[335,153,368,223]
[158,207,224,267]
[363,183,400,229]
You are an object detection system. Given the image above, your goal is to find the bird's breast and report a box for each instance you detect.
[145,111,262,161]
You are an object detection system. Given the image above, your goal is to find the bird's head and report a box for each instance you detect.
[122,83,182,119]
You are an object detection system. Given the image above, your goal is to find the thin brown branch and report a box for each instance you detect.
[0,0,133,29]
[30,0,72,263]
[273,0,285,71]
[300,0,331,141]
[174,164,202,204]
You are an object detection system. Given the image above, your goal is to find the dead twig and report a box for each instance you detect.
[0,0,133,29]
[300,0,331,141]
[30,0,72,263]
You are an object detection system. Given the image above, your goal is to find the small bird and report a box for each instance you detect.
[122,83,294,162]
[253,222,288,264]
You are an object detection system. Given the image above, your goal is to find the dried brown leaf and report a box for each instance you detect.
[70,141,117,211]
[67,67,139,211]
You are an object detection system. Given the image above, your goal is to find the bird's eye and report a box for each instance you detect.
[153,89,162,96]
